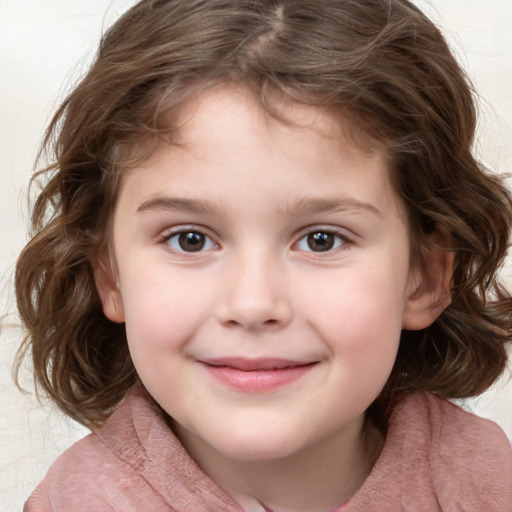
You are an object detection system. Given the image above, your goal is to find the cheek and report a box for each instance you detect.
[120,269,215,402]
[301,264,406,369]
[120,266,214,353]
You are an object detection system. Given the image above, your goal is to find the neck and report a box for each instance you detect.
[174,418,383,512]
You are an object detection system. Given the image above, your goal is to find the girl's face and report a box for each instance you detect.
[96,86,442,464]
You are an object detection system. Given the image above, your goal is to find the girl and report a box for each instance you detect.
[15,0,512,510]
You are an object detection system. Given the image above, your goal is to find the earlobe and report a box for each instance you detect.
[92,256,125,323]
[402,234,455,331]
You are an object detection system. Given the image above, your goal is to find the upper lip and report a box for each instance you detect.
[200,358,316,371]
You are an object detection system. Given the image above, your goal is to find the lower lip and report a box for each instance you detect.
[202,363,316,392]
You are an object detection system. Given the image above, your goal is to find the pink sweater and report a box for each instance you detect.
[25,388,512,512]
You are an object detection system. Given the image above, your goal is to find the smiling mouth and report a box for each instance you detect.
[199,358,318,391]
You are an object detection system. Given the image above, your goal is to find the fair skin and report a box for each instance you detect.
[95,86,452,512]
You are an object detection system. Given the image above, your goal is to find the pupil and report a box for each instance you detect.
[307,232,334,252]
[179,232,205,252]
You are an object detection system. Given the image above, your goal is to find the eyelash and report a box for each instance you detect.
[158,226,353,257]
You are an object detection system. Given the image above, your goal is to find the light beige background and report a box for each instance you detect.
[1,1,511,510]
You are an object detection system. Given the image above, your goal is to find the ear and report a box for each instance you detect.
[92,255,125,323]
[402,230,454,331]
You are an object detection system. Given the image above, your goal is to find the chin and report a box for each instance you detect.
[210,430,307,462]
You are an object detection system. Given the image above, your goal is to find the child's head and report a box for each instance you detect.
[16,0,512,431]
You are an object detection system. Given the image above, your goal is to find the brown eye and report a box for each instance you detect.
[307,232,335,252]
[166,231,216,253]
[178,232,205,252]
[296,230,346,253]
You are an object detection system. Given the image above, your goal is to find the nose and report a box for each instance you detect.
[215,251,292,331]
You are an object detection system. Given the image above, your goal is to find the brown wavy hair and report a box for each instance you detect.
[15,0,512,429]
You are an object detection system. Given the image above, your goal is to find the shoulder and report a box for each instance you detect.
[24,393,172,512]
[25,386,243,512]
[25,434,117,511]
[401,393,511,464]
[393,393,512,511]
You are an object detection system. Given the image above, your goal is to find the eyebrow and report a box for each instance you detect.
[136,195,381,218]
[284,197,381,217]
[137,197,222,215]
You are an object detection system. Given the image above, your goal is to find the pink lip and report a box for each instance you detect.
[199,358,317,392]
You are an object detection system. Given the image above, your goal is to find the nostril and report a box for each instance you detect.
[224,318,279,329]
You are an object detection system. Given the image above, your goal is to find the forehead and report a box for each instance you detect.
[173,84,384,157]
[116,85,402,222]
